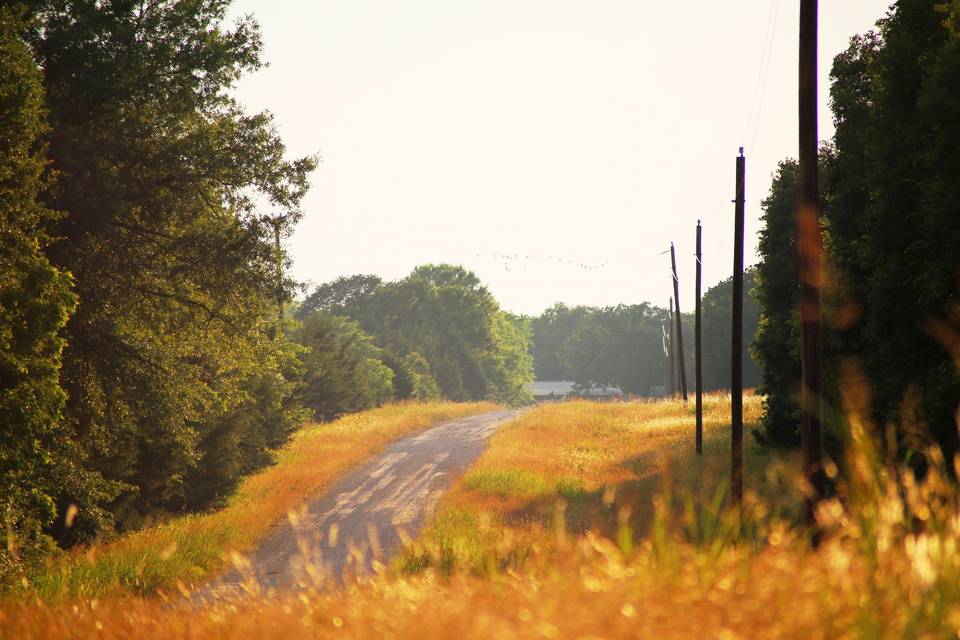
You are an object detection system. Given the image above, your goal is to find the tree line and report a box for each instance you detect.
[293,267,534,418]
[0,1,531,580]
[753,0,960,458]
[530,270,761,395]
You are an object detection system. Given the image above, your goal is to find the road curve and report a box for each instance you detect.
[196,410,515,601]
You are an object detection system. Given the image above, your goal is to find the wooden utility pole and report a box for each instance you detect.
[662,322,671,396]
[731,148,746,507]
[670,244,689,401]
[798,0,824,527]
[695,221,703,455]
[667,298,676,396]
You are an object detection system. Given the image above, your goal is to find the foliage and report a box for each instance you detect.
[753,160,803,446]
[14,0,316,542]
[185,332,308,511]
[304,264,534,406]
[296,313,394,422]
[380,350,442,402]
[295,274,383,320]
[823,0,960,455]
[566,305,666,394]
[755,0,960,454]
[531,291,760,396]
[1,403,497,602]
[0,7,81,576]
[529,303,592,380]
[700,268,762,391]
[484,313,535,405]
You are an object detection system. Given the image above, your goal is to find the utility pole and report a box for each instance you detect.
[731,148,746,507]
[695,221,703,455]
[670,244,689,401]
[667,298,677,396]
[798,0,824,529]
[662,322,671,396]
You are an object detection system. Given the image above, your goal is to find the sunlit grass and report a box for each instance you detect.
[398,392,766,574]
[8,401,498,602]
[6,389,960,637]
[465,469,551,498]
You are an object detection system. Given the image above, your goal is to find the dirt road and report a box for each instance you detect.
[196,410,515,601]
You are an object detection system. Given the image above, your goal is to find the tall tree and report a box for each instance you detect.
[296,274,384,319]
[754,0,960,455]
[24,0,316,538]
[0,8,92,567]
[305,265,534,404]
[531,304,592,381]
[550,304,668,395]
[753,161,802,446]
[297,314,394,422]
[700,269,762,391]
[825,0,960,454]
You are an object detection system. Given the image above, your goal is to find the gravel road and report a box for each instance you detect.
[195,410,515,602]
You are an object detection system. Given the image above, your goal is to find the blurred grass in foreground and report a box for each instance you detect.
[5,386,960,638]
[2,402,497,603]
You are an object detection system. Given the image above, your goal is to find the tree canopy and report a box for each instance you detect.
[297,265,534,408]
[529,285,761,396]
[753,0,960,455]
[0,7,79,573]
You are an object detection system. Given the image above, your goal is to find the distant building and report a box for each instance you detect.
[527,380,624,402]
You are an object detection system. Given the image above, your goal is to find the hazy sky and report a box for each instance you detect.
[227,0,892,316]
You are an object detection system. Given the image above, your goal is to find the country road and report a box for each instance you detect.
[196,410,516,602]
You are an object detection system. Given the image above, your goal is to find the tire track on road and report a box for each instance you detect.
[195,410,515,602]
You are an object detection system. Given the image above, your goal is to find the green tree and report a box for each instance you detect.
[484,313,535,405]
[185,332,307,510]
[700,269,762,391]
[824,0,960,454]
[304,265,534,405]
[23,0,316,539]
[296,274,383,320]
[753,161,802,446]
[380,350,441,401]
[297,313,394,421]
[548,304,668,395]
[0,8,97,569]
[531,304,592,380]
[753,0,960,454]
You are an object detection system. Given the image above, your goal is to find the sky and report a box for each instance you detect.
[226,0,893,316]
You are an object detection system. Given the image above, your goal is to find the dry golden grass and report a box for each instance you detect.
[9,401,498,602]
[397,392,768,575]
[5,390,960,638]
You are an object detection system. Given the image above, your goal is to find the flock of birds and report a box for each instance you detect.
[478,252,614,272]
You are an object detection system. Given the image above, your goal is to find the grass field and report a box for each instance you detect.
[5,401,497,603]
[4,391,960,638]
[397,393,767,576]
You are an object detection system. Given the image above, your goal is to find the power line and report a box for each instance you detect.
[741,0,782,146]
[747,0,782,153]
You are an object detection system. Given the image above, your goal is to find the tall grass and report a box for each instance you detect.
[6,402,498,602]
[398,392,767,574]
[5,390,960,638]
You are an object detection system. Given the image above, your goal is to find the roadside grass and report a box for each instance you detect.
[8,401,498,603]
[7,390,960,637]
[398,392,772,574]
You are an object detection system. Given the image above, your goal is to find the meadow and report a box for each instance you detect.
[3,391,960,638]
